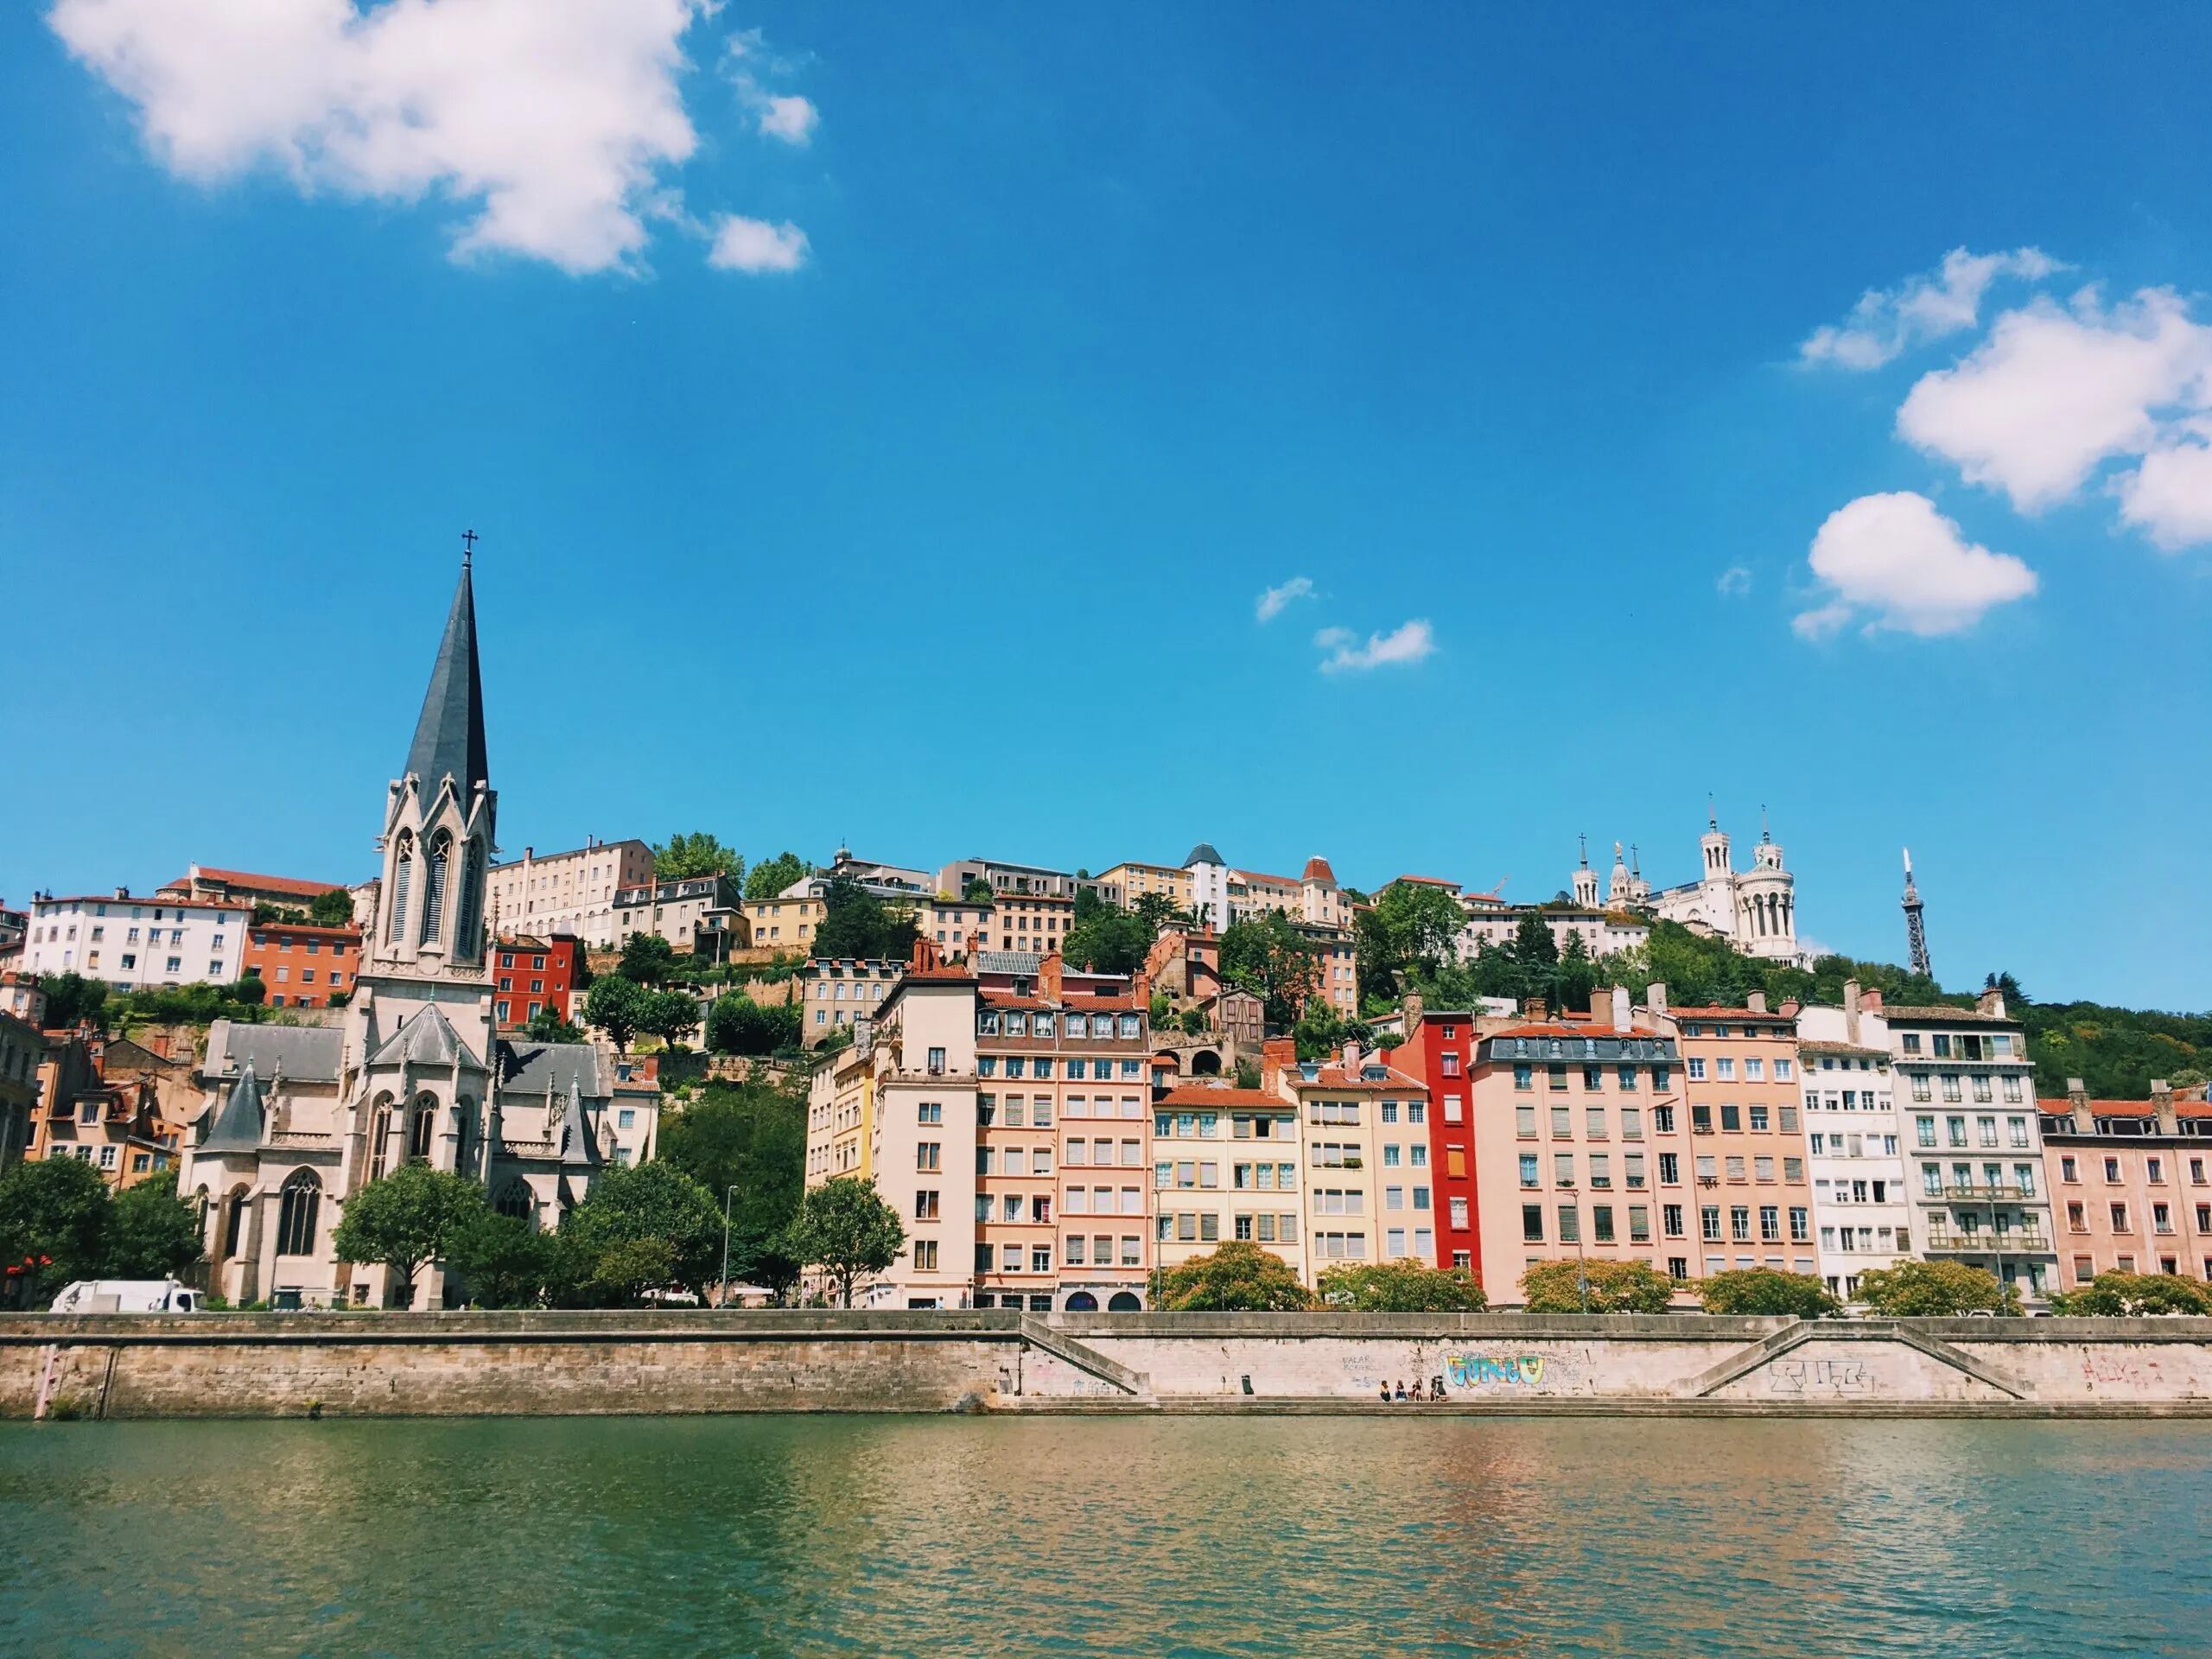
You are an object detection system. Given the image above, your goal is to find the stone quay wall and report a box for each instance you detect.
[4,1310,2210,1420]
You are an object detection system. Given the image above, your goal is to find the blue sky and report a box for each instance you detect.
[3,3,2208,1009]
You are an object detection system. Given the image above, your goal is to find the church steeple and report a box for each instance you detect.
[404,554,488,795]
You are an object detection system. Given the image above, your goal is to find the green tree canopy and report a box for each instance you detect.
[1153,1241,1314,1312]
[560,1160,725,1299]
[1853,1259,2020,1316]
[961,875,997,902]
[744,852,809,901]
[444,1210,561,1309]
[522,1006,586,1045]
[37,971,109,1033]
[583,976,651,1052]
[0,1155,112,1305]
[617,933,678,986]
[1356,880,1469,1003]
[2047,1271,2211,1317]
[642,988,702,1051]
[309,888,356,927]
[1518,1258,1675,1313]
[232,975,268,1007]
[809,874,919,963]
[653,832,743,883]
[1699,1268,1840,1319]
[1319,1261,1487,1313]
[781,1175,905,1307]
[1062,888,1153,976]
[330,1163,491,1302]
[706,994,803,1058]
[1219,912,1321,1030]
[659,1077,807,1300]
[101,1172,205,1281]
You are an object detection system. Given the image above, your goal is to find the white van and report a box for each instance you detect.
[48,1280,202,1313]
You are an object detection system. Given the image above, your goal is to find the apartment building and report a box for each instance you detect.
[2041,1081,2212,1287]
[0,1009,39,1170]
[28,1032,179,1189]
[742,892,826,953]
[160,865,351,912]
[806,1036,876,1183]
[1099,861,1192,912]
[1152,1084,1306,1283]
[1469,997,1684,1300]
[1794,988,1913,1299]
[613,873,741,954]
[485,837,652,948]
[1264,1039,1432,1280]
[492,935,584,1028]
[242,922,360,1008]
[2,974,48,1030]
[23,889,245,989]
[800,958,904,1046]
[1880,991,2055,1300]
[1384,996,1483,1277]
[937,857,1089,902]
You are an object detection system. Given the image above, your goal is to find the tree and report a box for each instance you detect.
[560,1160,725,1299]
[583,976,650,1052]
[617,933,677,986]
[659,1077,807,1300]
[1219,912,1321,1029]
[2046,1271,2212,1317]
[962,876,996,902]
[744,851,808,900]
[0,1156,111,1306]
[1134,892,1179,934]
[1152,1241,1314,1311]
[37,971,109,1033]
[1148,990,1172,1026]
[309,888,356,927]
[643,988,701,1052]
[706,994,802,1058]
[1062,889,1152,976]
[1519,1258,1675,1313]
[444,1210,560,1308]
[653,832,743,884]
[1699,1268,1840,1319]
[232,975,268,1007]
[809,874,919,963]
[585,1236,679,1303]
[330,1163,490,1305]
[1357,880,1469,1002]
[522,1006,586,1045]
[1984,970,2030,1008]
[100,1173,205,1280]
[1319,1261,1487,1312]
[1853,1259,2020,1317]
[780,1175,905,1307]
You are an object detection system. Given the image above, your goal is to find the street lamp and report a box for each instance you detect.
[718,1183,740,1308]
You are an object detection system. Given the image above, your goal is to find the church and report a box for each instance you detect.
[1573,810,1806,966]
[177,555,660,1308]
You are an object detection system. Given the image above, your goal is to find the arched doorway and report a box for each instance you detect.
[1191,1048,1223,1077]
[1064,1291,1098,1313]
[1107,1291,1142,1313]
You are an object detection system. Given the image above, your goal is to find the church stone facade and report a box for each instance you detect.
[1573,811,1805,966]
[178,558,659,1308]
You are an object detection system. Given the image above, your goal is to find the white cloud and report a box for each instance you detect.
[1897,287,2212,513]
[754,93,817,145]
[1802,247,2063,371]
[1315,619,1436,672]
[1716,565,1751,597]
[1793,492,2037,639]
[707,213,807,273]
[48,0,714,275]
[2115,422,2212,550]
[1255,576,1314,623]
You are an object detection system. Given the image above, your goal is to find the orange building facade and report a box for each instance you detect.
[243,923,360,1008]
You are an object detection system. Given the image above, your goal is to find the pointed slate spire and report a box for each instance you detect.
[202,1059,266,1154]
[557,1074,601,1169]
[404,556,489,794]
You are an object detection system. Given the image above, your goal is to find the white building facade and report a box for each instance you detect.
[486,836,653,948]
[1795,996,1915,1300]
[22,889,245,990]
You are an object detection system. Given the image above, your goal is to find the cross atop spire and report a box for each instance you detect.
[404,556,490,794]
[1708,792,1718,831]
[461,527,478,566]
[1578,832,1588,868]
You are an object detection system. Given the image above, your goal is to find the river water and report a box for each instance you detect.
[2,1415,2206,1656]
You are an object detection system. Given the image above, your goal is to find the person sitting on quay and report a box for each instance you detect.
[1394,1379,1408,1400]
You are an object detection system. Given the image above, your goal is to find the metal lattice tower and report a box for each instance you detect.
[1902,847,1930,979]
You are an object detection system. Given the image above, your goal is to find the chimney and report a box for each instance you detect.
[2152,1078,2177,1136]
[1860,988,1883,1013]
[1746,989,1768,1014]
[2067,1077,2091,1135]
[1402,991,1424,1035]
[524,846,534,861]
[1976,987,2005,1019]
[1609,986,1630,1030]
[114,886,129,900]
[1645,982,1667,1016]
[1262,1036,1296,1092]
[1342,1038,1360,1072]
[1523,996,1548,1022]
[1779,998,1802,1020]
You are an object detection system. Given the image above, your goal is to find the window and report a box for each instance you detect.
[915,1191,940,1221]
[1520,1154,1540,1188]
[1522,1204,1544,1243]
[913,1240,939,1271]
[276,1170,321,1255]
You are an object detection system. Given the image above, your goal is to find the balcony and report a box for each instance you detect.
[1942,1182,2037,1202]
[1925,1231,2050,1255]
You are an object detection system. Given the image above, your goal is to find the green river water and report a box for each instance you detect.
[2,1415,2207,1656]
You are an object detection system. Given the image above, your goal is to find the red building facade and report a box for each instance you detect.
[242,923,360,1009]
[493,934,583,1027]
[1384,995,1483,1280]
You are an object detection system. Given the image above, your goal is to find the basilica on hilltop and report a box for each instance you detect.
[1571,810,1805,965]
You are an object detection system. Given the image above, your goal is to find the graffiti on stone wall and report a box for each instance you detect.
[1767,1357,1871,1394]
[1445,1353,1549,1389]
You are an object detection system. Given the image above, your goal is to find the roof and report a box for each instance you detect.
[200,1060,265,1154]
[175,868,349,899]
[498,1039,606,1099]
[557,1076,601,1168]
[246,923,360,942]
[1669,1006,1795,1025]
[2039,1096,2212,1119]
[209,1020,342,1085]
[1301,857,1337,884]
[1183,842,1225,868]
[366,1005,485,1071]
[1286,1060,1427,1092]
[404,559,489,794]
[1877,1003,2016,1026]
[1800,1040,1891,1060]
[1489,1022,1661,1040]
[1157,1086,1288,1109]
[1390,874,1465,891]
[973,950,1046,976]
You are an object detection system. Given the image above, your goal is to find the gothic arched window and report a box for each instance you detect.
[276,1169,321,1256]
[420,833,452,945]
[370,1096,395,1179]
[221,1185,251,1259]
[388,835,414,944]
[410,1095,437,1160]
[456,839,484,952]
[495,1178,535,1224]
